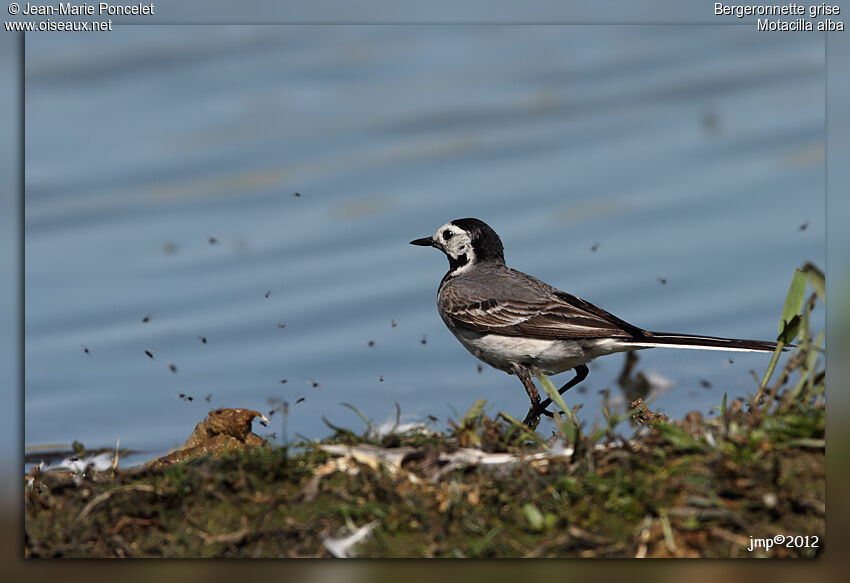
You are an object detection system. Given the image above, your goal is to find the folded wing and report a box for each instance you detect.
[440,286,648,340]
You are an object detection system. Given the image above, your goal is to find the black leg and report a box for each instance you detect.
[530,364,589,418]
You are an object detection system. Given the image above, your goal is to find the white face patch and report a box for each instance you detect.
[433,222,476,274]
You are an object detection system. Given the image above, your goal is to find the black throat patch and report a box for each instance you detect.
[439,253,470,289]
[448,253,468,272]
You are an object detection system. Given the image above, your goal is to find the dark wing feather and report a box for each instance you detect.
[440,285,648,340]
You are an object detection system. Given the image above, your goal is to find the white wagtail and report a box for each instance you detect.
[410,218,778,425]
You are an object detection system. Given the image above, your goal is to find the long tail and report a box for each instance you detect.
[624,331,779,353]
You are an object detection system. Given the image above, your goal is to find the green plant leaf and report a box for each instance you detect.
[522,503,544,531]
[779,268,807,334]
[778,314,801,344]
[497,411,548,447]
[462,399,487,426]
[559,419,578,443]
[655,424,706,453]
[801,262,825,301]
[538,375,570,419]
[339,402,374,435]
[758,342,785,395]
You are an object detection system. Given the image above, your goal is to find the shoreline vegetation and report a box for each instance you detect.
[25,266,825,558]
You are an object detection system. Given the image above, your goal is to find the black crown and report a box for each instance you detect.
[450,218,505,264]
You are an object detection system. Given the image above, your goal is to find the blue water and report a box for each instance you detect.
[25,26,824,460]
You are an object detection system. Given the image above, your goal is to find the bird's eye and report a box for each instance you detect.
[442,230,453,240]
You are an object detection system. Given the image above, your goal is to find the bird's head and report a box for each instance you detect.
[410,218,505,274]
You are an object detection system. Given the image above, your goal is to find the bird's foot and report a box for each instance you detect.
[522,406,554,428]
[522,409,541,428]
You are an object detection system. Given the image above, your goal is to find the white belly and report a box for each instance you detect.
[453,328,637,376]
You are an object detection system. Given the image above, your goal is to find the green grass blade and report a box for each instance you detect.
[779,268,807,334]
[538,375,582,442]
[758,342,785,396]
[760,268,810,398]
[801,262,825,301]
[463,399,487,423]
[522,503,544,531]
[339,402,375,435]
[778,315,802,344]
[538,375,569,417]
[655,424,707,453]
